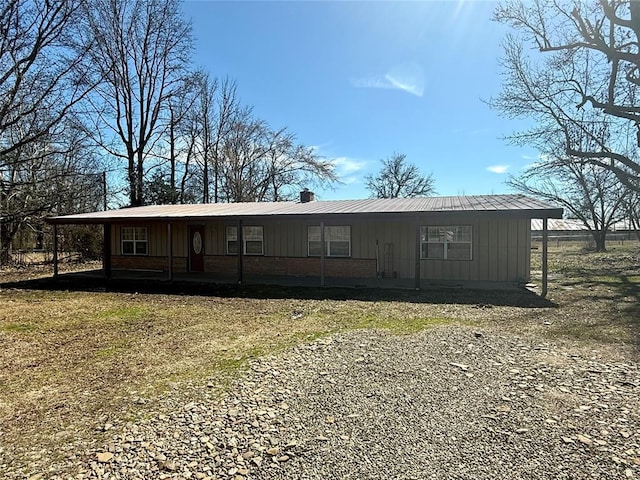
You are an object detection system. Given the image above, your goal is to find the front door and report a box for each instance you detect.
[189,225,205,272]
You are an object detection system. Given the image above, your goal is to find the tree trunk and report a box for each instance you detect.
[0,223,11,265]
[593,230,607,252]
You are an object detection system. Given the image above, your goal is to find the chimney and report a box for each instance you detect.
[300,188,315,203]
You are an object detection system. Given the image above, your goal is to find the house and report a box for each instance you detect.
[46,193,563,295]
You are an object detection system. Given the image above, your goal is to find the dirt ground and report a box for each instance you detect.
[0,241,638,477]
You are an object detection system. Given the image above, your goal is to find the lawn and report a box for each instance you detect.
[0,240,638,473]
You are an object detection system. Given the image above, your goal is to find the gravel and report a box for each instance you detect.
[12,325,640,479]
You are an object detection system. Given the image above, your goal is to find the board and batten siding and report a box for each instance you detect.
[109,216,532,283]
[111,223,189,258]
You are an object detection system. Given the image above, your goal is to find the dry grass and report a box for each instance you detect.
[0,240,639,468]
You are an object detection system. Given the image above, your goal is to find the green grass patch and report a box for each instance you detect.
[2,322,38,333]
[350,315,455,334]
[93,305,149,324]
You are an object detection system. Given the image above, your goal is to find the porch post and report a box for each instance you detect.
[167,223,173,281]
[104,223,112,280]
[320,221,325,287]
[237,219,243,284]
[414,222,421,290]
[53,224,59,278]
[542,217,548,298]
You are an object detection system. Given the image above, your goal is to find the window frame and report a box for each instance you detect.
[307,225,351,258]
[121,226,148,256]
[420,225,472,261]
[226,225,264,255]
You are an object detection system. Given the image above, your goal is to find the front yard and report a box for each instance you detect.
[0,241,638,478]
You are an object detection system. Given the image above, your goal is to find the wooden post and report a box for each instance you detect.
[104,223,112,280]
[167,223,173,282]
[320,221,325,287]
[53,224,59,278]
[237,219,243,284]
[415,222,421,290]
[542,217,548,298]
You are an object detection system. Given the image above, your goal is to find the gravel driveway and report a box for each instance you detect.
[60,326,640,479]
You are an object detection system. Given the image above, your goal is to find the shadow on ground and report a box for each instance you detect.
[0,271,556,308]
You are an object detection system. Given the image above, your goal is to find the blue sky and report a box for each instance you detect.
[183,0,536,200]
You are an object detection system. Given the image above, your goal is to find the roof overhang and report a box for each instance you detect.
[46,195,564,225]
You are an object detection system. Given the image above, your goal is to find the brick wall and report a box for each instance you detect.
[112,256,187,272]
[112,254,376,278]
[204,255,376,278]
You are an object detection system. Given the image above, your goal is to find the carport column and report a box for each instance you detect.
[104,223,112,280]
[320,221,325,287]
[542,217,548,298]
[53,224,59,278]
[414,222,421,290]
[237,219,243,284]
[167,223,173,282]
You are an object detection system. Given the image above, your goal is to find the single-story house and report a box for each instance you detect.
[46,193,563,295]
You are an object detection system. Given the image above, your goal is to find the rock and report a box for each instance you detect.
[576,434,593,446]
[450,362,469,371]
[515,428,529,434]
[96,452,114,463]
[277,455,290,462]
[160,460,177,471]
[266,447,279,455]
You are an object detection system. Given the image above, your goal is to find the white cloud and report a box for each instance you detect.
[487,165,510,174]
[351,62,425,97]
[332,156,368,175]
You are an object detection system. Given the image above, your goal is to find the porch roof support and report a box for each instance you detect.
[542,217,549,298]
[237,219,243,284]
[414,221,421,290]
[167,223,173,282]
[320,220,325,287]
[104,223,112,280]
[53,224,59,278]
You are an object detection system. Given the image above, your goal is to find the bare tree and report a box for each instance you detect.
[365,153,435,199]
[508,155,628,251]
[80,0,192,206]
[493,0,640,192]
[218,109,337,203]
[165,77,200,204]
[0,0,93,159]
[0,0,100,263]
[1,123,104,261]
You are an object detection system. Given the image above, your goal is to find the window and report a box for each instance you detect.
[420,225,472,260]
[308,225,351,257]
[121,227,148,255]
[226,226,264,255]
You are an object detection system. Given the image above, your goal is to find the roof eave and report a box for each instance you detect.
[45,207,565,225]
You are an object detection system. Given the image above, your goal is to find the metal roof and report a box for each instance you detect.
[531,218,585,231]
[47,194,564,224]
[531,218,638,232]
